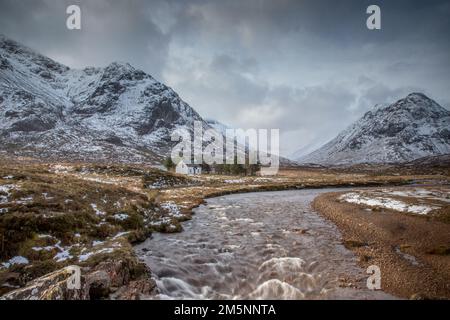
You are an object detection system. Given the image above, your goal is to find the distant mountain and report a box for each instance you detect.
[289,141,325,160]
[0,35,210,163]
[296,93,450,165]
[205,118,230,136]
[204,118,297,166]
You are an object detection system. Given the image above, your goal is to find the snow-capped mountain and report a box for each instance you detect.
[296,93,450,165]
[0,35,209,163]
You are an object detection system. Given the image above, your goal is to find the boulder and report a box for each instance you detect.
[0,266,83,300]
[0,260,157,300]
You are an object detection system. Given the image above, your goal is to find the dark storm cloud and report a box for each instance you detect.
[0,0,170,77]
[0,0,449,156]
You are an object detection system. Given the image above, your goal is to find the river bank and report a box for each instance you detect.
[313,186,450,299]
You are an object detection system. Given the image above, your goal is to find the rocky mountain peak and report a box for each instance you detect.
[383,92,447,121]
[0,35,69,75]
[0,35,209,163]
[296,93,450,165]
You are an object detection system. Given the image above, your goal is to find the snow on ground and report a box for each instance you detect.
[146,177,173,189]
[1,256,29,268]
[113,213,129,221]
[149,216,174,227]
[15,196,33,204]
[32,245,55,252]
[160,201,183,218]
[91,203,106,216]
[53,241,74,262]
[0,184,18,204]
[380,188,450,203]
[42,192,54,200]
[53,249,73,262]
[78,248,115,262]
[50,165,74,174]
[112,231,130,239]
[339,191,440,215]
[30,240,76,263]
[37,234,53,239]
[77,175,119,185]
[224,179,245,184]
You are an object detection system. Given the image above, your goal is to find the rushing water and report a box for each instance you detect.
[135,188,395,299]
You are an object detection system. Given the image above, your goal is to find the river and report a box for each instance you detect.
[135,188,395,299]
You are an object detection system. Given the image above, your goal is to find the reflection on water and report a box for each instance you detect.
[135,189,395,299]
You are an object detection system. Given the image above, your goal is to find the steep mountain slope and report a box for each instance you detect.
[0,35,208,163]
[296,93,450,165]
[205,118,230,136]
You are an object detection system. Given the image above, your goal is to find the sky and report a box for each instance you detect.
[1,0,449,157]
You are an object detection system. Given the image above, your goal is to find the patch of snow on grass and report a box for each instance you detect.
[80,176,118,185]
[53,241,74,262]
[92,240,104,246]
[112,231,130,239]
[53,249,73,262]
[0,184,18,204]
[37,234,54,239]
[382,189,450,204]
[224,179,245,184]
[114,213,129,221]
[51,165,73,174]
[339,192,438,215]
[16,196,33,204]
[149,216,173,227]
[160,201,183,217]
[2,256,29,268]
[32,245,55,252]
[42,192,54,200]
[78,248,114,262]
[91,203,105,216]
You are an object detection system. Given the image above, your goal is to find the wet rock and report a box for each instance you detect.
[112,278,157,300]
[0,266,83,300]
[1,259,156,300]
[84,270,111,299]
[0,272,21,296]
[92,260,130,288]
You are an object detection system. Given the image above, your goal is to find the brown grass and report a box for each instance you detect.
[0,158,448,297]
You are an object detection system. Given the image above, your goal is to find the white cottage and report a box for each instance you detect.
[175,160,202,175]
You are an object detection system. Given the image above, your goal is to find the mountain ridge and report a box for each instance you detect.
[296,93,450,165]
[0,35,209,163]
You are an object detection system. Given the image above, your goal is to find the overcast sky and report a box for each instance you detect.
[1,0,449,156]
